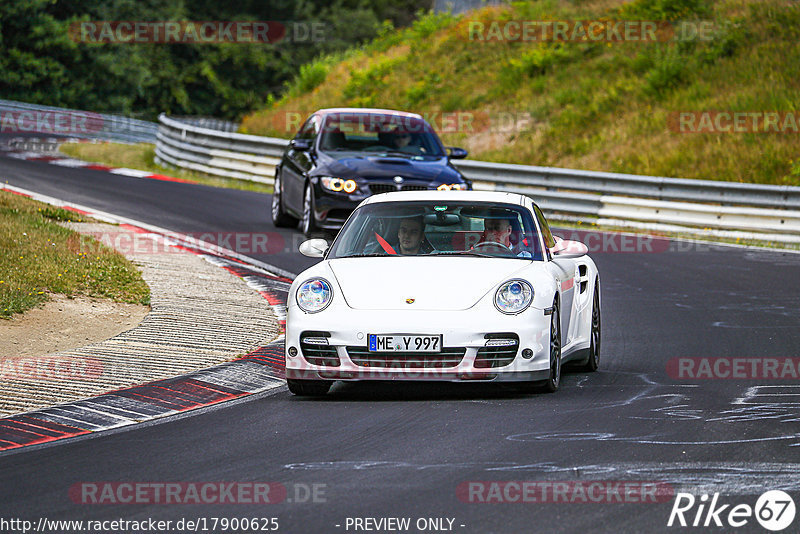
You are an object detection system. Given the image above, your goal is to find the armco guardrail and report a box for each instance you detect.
[155,114,800,243]
[0,99,157,143]
[155,114,282,184]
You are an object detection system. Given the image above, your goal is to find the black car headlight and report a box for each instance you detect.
[320,177,358,193]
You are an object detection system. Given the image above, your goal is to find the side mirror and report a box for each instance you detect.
[299,238,329,258]
[446,147,468,159]
[290,138,311,151]
[550,236,588,259]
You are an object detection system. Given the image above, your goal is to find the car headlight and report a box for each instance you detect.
[320,177,357,193]
[494,280,533,314]
[296,278,333,313]
[436,183,468,191]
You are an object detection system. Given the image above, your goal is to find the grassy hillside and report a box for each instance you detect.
[241,0,800,186]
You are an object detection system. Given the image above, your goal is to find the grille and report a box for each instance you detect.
[474,334,519,368]
[369,184,398,194]
[368,183,429,194]
[346,347,466,368]
[300,331,340,367]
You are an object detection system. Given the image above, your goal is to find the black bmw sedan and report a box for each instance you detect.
[271,108,471,235]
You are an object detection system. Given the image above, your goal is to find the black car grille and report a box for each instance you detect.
[346,347,466,368]
[369,184,398,194]
[369,183,430,194]
[401,185,428,191]
[474,334,519,368]
[300,331,340,367]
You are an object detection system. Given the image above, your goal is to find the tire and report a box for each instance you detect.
[287,379,331,396]
[580,281,601,372]
[300,183,317,236]
[541,305,562,393]
[271,173,299,228]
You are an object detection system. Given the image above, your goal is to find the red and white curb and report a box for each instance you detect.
[0,184,293,452]
[0,142,196,184]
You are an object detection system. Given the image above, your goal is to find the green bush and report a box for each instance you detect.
[287,62,329,97]
[644,45,688,95]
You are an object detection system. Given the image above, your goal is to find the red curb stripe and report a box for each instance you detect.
[4,418,85,438]
[146,173,196,184]
[0,431,90,451]
[61,206,93,217]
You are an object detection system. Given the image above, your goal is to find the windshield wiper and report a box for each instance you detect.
[375,150,416,158]
[430,251,497,258]
[338,253,394,258]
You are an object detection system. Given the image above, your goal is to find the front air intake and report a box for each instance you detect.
[474,333,519,368]
[300,331,340,367]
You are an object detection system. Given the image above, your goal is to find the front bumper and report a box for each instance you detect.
[285,307,551,383]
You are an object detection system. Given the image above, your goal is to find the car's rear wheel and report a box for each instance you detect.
[271,173,299,228]
[287,379,331,396]
[541,305,562,393]
[301,183,317,236]
[580,281,601,372]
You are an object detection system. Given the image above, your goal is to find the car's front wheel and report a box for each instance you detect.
[271,173,299,228]
[300,183,317,236]
[287,379,332,396]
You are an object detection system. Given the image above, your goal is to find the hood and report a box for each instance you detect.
[328,257,530,311]
[318,154,462,183]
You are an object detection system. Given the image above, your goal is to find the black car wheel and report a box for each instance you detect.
[287,379,331,396]
[301,183,317,236]
[271,173,299,228]
[580,281,601,372]
[541,305,562,393]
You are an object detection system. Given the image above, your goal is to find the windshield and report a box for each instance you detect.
[328,201,544,260]
[318,112,445,158]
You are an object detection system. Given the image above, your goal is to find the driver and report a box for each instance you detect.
[477,216,533,258]
[390,131,418,153]
[397,216,432,255]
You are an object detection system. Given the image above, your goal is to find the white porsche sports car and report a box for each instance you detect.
[285,190,601,396]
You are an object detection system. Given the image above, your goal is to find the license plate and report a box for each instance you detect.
[368,334,442,352]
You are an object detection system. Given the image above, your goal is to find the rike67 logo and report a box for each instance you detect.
[668,491,796,531]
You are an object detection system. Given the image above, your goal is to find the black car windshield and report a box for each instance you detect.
[328,201,544,260]
[318,112,446,158]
